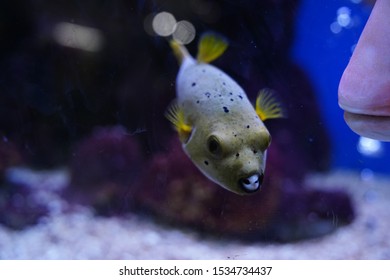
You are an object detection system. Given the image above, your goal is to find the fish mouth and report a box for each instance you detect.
[238,172,263,193]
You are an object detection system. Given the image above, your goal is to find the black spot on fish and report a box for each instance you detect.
[238,95,243,100]
[192,82,196,87]
[229,92,233,95]
[205,92,211,98]
[218,94,222,97]
[230,98,234,102]
[236,153,240,157]
[247,125,250,128]
[222,82,226,86]
[223,106,229,113]
[196,100,200,104]
[253,150,258,154]
[204,160,209,165]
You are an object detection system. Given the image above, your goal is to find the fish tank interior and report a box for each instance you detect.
[1,0,390,259]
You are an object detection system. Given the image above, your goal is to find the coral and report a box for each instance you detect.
[66,126,144,215]
[269,183,355,241]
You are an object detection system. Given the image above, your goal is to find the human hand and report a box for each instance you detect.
[338,0,390,141]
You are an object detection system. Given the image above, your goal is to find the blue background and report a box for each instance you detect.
[291,0,390,175]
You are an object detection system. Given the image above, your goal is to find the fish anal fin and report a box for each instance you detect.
[165,101,192,143]
[255,89,286,121]
[196,32,228,63]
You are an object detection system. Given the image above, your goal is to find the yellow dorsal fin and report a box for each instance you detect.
[255,89,286,121]
[169,39,190,65]
[196,32,228,63]
[165,101,192,143]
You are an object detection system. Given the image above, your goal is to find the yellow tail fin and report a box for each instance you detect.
[196,33,228,63]
[255,89,286,121]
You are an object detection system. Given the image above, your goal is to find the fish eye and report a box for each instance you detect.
[207,135,223,157]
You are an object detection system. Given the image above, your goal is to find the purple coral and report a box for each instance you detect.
[66,126,144,215]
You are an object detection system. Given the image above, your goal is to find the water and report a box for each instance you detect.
[292,0,390,174]
[0,0,389,259]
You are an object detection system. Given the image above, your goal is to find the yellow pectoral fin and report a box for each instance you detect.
[165,101,192,143]
[255,89,286,121]
[196,32,228,63]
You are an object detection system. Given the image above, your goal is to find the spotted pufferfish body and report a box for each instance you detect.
[166,33,284,195]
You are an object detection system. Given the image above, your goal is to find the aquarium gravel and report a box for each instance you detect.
[0,168,389,260]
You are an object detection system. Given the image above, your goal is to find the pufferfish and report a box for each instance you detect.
[166,33,284,195]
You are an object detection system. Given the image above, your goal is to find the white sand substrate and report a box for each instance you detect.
[0,168,389,259]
